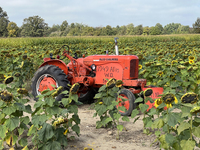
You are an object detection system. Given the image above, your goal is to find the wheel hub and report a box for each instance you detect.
[116,94,130,113]
[38,76,57,92]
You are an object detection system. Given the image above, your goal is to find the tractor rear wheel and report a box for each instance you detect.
[31,65,70,101]
[116,89,136,116]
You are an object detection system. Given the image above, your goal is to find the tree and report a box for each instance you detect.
[193,18,200,33]
[7,22,19,37]
[105,25,113,35]
[134,25,143,35]
[20,15,48,37]
[117,25,127,35]
[0,7,9,37]
[155,23,163,34]
[149,26,161,35]
[143,26,150,35]
[126,23,134,35]
[163,23,181,34]
[60,20,68,32]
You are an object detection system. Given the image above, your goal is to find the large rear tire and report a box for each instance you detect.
[31,65,70,101]
[116,89,136,116]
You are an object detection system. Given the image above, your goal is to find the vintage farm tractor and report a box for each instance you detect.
[31,37,163,116]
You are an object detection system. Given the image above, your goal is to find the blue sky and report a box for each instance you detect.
[1,0,200,27]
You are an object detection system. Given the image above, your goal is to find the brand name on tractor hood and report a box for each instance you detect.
[99,58,118,61]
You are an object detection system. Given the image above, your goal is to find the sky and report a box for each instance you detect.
[1,0,200,28]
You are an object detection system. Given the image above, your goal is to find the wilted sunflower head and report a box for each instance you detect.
[157,71,163,77]
[4,76,14,84]
[17,88,28,95]
[161,93,178,108]
[181,92,198,104]
[14,72,21,77]
[190,106,200,115]
[137,54,143,60]
[145,62,152,67]
[70,83,80,94]
[177,65,186,70]
[0,90,13,102]
[154,98,163,108]
[22,55,27,60]
[188,56,195,61]
[143,88,153,97]
[115,80,123,87]
[106,78,116,88]
[140,69,146,75]
[51,86,63,97]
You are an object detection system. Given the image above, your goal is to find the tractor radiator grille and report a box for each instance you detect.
[130,59,138,78]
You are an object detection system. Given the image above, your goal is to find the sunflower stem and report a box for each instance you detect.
[167,108,170,134]
[190,115,193,140]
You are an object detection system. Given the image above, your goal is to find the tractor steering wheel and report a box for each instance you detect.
[59,44,70,54]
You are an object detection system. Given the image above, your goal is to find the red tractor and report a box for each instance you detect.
[31,38,163,116]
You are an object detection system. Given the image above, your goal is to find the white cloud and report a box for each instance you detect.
[1,0,200,27]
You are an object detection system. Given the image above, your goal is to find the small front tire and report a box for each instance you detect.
[116,89,136,116]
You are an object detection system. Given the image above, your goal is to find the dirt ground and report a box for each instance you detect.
[63,103,160,150]
[4,99,160,150]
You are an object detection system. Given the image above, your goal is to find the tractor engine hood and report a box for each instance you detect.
[83,55,139,80]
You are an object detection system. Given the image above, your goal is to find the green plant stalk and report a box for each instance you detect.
[116,119,120,140]
[167,108,170,134]
[190,115,193,140]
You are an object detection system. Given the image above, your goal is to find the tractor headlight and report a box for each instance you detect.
[91,64,96,71]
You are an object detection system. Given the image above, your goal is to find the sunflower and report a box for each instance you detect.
[181,92,198,104]
[155,62,162,67]
[143,88,153,97]
[17,88,28,95]
[70,83,80,94]
[115,80,123,87]
[139,65,143,70]
[0,90,13,102]
[190,106,200,115]
[54,117,68,127]
[189,60,194,64]
[140,69,146,75]
[177,65,186,70]
[171,60,178,65]
[145,62,152,67]
[157,71,163,77]
[22,55,27,60]
[4,76,14,84]
[137,54,143,60]
[188,56,195,61]
[14,72,21,77]
[154,98,163,108]
[51,86,63,97]
[106,78,116,88]
[161,93,178,108]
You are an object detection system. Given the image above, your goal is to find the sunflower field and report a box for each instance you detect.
[1,34,200,149]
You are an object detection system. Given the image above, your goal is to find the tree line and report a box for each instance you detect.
[1,7,200,37]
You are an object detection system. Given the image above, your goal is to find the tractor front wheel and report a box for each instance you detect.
[31,65,70,101]
[116,89,136,116]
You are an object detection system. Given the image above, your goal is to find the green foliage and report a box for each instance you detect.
[93,84,131,140]
[21,15,48,37]
[0,7,9,37]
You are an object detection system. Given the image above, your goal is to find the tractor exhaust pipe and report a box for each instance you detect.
[114,37,119,55]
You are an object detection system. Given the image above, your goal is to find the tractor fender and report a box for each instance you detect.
[39,59,68,75]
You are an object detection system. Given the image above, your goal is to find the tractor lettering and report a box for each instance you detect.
[110,73,113,77]
[104,73,109,77]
